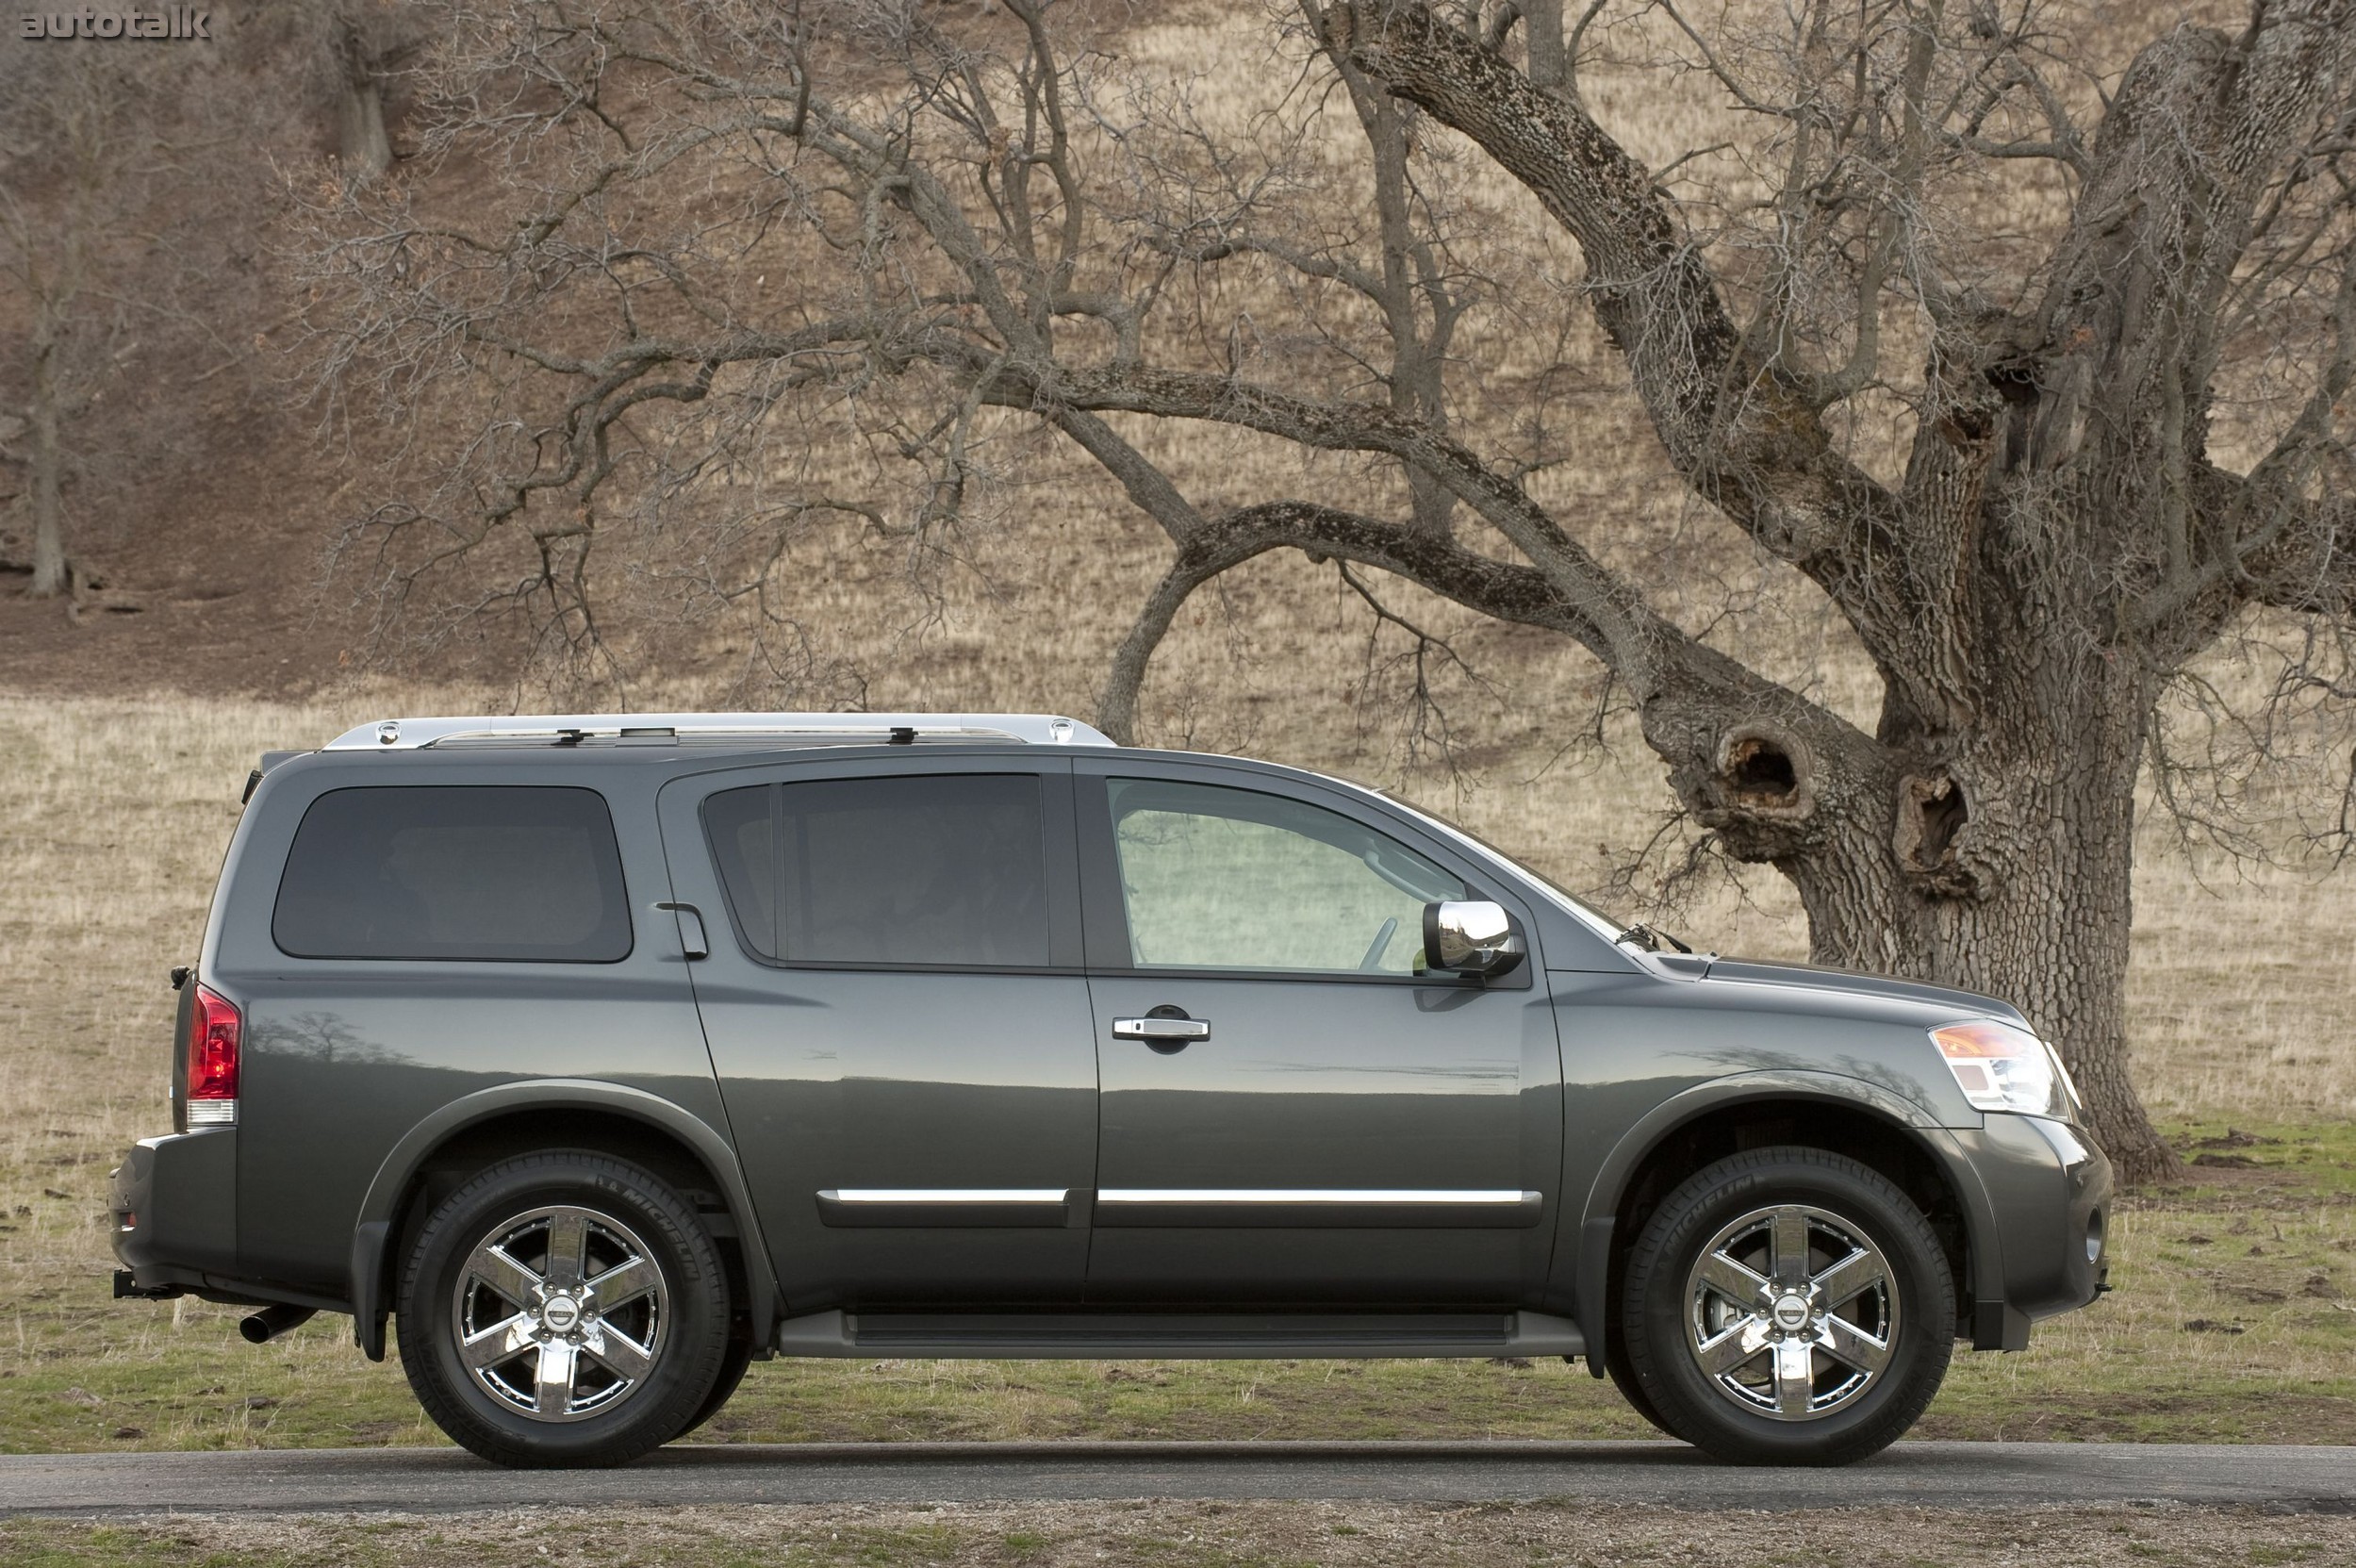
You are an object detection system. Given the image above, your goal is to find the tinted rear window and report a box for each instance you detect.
[703,774,1048,967]
[273,786,633,962]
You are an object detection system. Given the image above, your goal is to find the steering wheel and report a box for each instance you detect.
[1358,916,1400,973]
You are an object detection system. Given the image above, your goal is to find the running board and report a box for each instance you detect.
[772,1310,1586,1361]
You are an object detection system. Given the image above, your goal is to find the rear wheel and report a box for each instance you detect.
[396,1151,733,1468]
[1620,1147,1953,1465]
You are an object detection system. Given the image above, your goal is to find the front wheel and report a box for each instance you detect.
[396,1150,733,1467]
[1619,1147,1954,1465]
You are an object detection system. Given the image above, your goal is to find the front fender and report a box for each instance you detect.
[1569,1071,2001,1372]
[347,1077,778,1360]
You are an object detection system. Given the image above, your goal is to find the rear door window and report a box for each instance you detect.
[702,773,1049,968]
[272,785,633,962]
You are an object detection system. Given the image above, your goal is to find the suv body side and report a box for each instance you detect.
[114,738,2107,1378]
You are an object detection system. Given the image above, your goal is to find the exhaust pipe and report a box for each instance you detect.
[239,1304,317,1345]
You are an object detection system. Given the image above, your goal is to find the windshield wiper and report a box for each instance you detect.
[1614,922,1693,954]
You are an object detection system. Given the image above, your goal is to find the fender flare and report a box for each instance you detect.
[347,1078,779,1362]
[1569,1071,2000,1375]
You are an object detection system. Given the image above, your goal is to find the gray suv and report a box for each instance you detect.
[111,712,2110,1468]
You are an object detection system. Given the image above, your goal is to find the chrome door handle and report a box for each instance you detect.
[1112,1016,1211,1042]
[654,901,709,961]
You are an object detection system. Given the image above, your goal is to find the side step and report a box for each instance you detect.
[774,1310,1585,1361]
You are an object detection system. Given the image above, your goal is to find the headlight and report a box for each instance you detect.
[1932,1018,2074,1119]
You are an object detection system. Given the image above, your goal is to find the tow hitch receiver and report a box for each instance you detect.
[112,1270,181,1301]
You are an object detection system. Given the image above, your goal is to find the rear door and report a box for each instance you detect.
[1077,761,1563,1307]
[657,752,1096,1310]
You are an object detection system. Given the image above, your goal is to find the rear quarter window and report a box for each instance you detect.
[272,785,633,962]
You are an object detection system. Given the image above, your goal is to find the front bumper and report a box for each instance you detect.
[1950,1114,2113,1349]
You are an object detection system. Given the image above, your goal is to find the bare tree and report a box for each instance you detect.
[0,47,168,599]
[315,0,432,184]
[302,0,2356,1181]
[0,8,432,607]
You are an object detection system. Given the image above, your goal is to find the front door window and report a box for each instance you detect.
[1108,779,1465,976]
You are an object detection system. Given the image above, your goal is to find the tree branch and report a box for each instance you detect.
[1316,0,1944,713]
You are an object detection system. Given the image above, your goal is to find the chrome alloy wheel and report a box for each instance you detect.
[1685,1203,1897,1421]
[452,1204,667,1423]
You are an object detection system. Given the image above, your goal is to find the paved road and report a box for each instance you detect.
[2,1441,2351,1515]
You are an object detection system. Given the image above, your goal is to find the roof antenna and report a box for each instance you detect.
[887,726,917,745]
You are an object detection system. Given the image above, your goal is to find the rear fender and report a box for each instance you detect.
[349,1078,778,1361]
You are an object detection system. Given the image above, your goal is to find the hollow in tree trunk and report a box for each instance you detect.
[1659,618,2177,1180]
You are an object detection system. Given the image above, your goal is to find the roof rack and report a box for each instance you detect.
[322,712,1115,751]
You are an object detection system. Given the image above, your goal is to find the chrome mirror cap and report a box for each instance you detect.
[1423,900,1525,976]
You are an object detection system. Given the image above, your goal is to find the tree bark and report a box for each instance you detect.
[1316,0,2208,1181]
[26,302,65,600]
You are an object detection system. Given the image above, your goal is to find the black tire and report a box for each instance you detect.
[396,1150,733,1468]
[1601,1321,1679,1438]
[1620,1147,1953,1466]
[675,1321,756,1440]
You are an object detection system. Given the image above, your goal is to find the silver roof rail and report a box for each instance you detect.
[322,712,1115,751]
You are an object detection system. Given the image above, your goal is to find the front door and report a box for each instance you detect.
[658,755,1096,1310]
[1077,764,1562,1307]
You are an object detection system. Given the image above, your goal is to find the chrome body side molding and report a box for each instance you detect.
[815,1189,1079,1229]
[1094,1189,1546,1229]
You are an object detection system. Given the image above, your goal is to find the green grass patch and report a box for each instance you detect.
[1919,1118,2356,1443]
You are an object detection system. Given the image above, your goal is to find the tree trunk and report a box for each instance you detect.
[1732,655,2182,1183]
[1519,0,1569,99]
[335,24,392,184]
[26,310,65,600]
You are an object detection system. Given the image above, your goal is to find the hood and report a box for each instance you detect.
[1688,955,2025,1024]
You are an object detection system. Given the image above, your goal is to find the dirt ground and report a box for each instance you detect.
[6,1499,2355,1568]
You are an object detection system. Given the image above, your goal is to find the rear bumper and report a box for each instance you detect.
[109,1131,343,1312]
[1950,1114,2113,1349]
[110,1130,236,1286]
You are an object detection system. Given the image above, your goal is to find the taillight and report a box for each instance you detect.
[185,983,240,1127]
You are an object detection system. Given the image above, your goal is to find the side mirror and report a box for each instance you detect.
[1422,900,1525,978]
